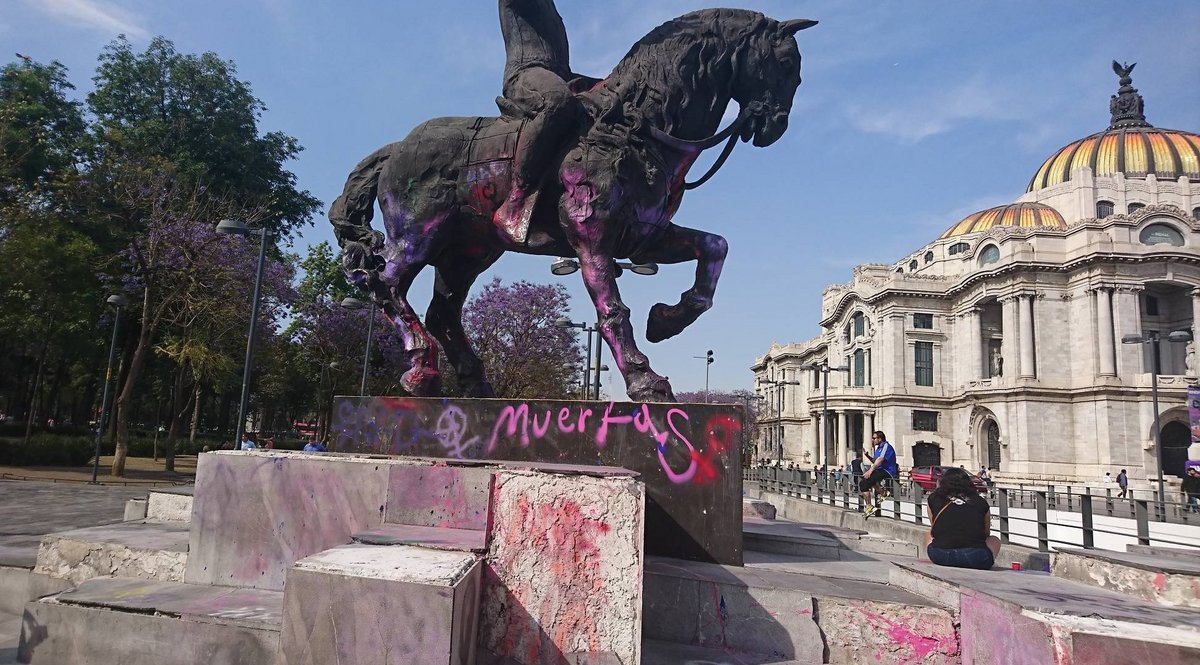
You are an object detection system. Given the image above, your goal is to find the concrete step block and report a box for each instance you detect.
[743,529,844,559]
[34,522,189,585]
[19,577,282,665]
[0,567,70,616]
[479,469,644,665]
[1126,544,1200,563]
[281,543,481,665]
[123,498,147,521]
[352,523,488,552]
[645,556,957,664]
[743,498,777,520]
[641,638,820,664]
[145,487,193,523]
[891,561,1200,664]
[384,464,493,530]
[1052,547,1200,608]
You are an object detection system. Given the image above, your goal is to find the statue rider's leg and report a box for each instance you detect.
[632,223,729,343]
[496,68,579,241]
[426,248,503,398]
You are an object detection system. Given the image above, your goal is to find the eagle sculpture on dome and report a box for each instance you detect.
[1112,60,1135,85]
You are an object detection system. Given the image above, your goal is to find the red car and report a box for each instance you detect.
[909,466,987,493]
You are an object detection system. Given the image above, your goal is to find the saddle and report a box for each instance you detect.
[459,116,526,238]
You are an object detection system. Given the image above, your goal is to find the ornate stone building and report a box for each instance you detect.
[752,66,1200,485]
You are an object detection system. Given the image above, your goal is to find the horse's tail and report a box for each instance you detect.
[329,145,392,289]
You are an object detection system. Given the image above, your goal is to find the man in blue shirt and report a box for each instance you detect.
[860,430,898,516]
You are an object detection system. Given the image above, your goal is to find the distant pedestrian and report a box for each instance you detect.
[303,440,321,452]
[860,431,898,517]
[1103,471,1113,485]
[1116,469,1129,498]
[1183,468,1200,514]
[978,467,993,487]
[240,434,256,450]
[850,457,864,492]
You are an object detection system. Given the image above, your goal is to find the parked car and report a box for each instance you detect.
[909,465,987,493]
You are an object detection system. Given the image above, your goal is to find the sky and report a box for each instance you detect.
[5,0,1199,400]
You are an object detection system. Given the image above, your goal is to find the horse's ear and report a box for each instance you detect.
[779,19,817,35]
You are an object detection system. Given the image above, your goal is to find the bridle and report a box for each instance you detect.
[649,99,776,190]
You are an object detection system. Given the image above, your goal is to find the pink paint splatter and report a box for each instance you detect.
[1152,572,1166,590]
[856,607,959,664]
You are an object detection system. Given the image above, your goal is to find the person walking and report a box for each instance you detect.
[923,467,1001,570]
[1116,469,1129,498]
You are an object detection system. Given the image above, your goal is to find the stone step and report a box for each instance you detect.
[890,561,1200,664]
[642,638,820,664]
[281,543,482,665]
[19,577,283,665]
[1052,547,1200,608]
[34,521,189,585]
[1126,543,1200,564]
[351,523,488,552]
[643,555,959,664]
[744,517,918,560]
[146,486,194,523]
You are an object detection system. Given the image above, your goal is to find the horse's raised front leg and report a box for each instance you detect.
[634,223,728,343]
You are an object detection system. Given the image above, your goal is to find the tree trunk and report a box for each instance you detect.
[164,364,194,473]
[113,285,155,477]
[22,316,53,445]
[189,379,202,444]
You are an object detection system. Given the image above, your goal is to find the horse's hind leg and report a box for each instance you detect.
[634,223,728,343]
[426,248,502,398]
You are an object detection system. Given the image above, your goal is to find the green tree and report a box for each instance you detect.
[0,58,85,208]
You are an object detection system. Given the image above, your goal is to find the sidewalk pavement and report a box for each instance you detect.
[0,455,197,487]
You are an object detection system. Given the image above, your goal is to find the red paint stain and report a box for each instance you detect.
[856,606,959,664]
[1152,572,1166,590]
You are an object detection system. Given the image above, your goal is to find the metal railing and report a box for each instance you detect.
[744,466,1200,552]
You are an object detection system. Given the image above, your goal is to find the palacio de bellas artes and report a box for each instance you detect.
[754,63,1200,488]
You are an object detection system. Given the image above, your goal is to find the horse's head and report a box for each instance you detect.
[731,18,816,147]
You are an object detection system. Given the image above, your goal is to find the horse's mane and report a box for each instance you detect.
[587,9,774,135]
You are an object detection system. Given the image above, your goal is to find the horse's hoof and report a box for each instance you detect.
[401,368,441,397]
[646,303,680,343]
[628,374,676,403]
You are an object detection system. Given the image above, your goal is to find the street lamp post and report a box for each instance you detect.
[760,376,805,462]
[340,297,376,395]
[798,360,851,468]
[549,258,658,400]
[1122,329,1193,515]
[91,294,126,484]
[216,219,272,447]
[693,350,714,402]
[555,317,595,399]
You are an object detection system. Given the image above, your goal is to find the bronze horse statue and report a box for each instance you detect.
[330,9,815,402]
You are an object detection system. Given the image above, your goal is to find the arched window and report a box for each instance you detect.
[978,245,1000,266]
[1096,200,1114,218]
[1127,202,1145,214]
[1192,206,1200,220]
[924,251,934,263]
[908,259,918,271]
[1139,223,1184,247]
[948,242,970,256]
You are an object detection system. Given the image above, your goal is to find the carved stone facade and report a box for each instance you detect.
[753,71,1200,487]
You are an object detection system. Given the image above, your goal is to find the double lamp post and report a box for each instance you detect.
[761,360,850,464]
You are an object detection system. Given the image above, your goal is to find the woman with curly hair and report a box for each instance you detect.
[923,467,1000,569]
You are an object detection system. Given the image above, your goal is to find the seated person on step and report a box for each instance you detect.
[923,467,1001,570]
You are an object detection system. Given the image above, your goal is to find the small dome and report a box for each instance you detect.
[1027,62,1200,192]
[940,203,1066,239]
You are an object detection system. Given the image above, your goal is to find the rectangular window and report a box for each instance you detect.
[1145,295,1159,317]
[912,410,939,431]
[914,342,934,386]
[853,350,865,387]
[913,313,934,329]
[853,313,865,337]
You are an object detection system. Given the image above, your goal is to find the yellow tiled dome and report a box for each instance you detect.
[940,203,1066,239]
[1027,61,1200,192]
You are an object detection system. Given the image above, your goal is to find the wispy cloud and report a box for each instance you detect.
[845,75,1019,144]
[21,0,148,40]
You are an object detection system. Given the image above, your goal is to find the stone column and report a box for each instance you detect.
[811,414,821,464]
[1001,297,1018,379]
[966,308,981,381]
[1096,287,1117,377]
[863,412,875,456]
[836,410,849,467]
[1019,295,1036,378]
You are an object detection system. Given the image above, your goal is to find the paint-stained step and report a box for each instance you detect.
[352,522,489,552]
[644,555,959,664]
[34,521,189,585]
[19,577,282,665]
[1052,547,1200,608]
[642,638,821,664]
[891,561,1200,664]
